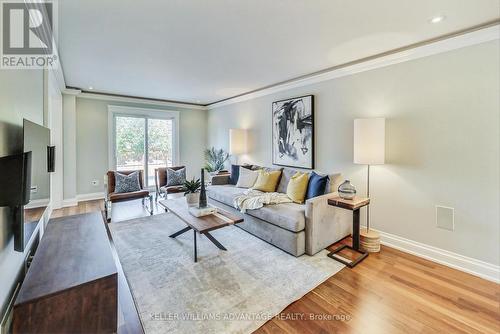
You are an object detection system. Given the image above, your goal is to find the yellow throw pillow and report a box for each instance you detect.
[286,172,310,204]
[252,170,282,192]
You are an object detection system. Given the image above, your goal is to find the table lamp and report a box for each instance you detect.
[353,118,385,253]
[229,129,247,164]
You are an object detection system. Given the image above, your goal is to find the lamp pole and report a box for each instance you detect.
[367,164,370,231]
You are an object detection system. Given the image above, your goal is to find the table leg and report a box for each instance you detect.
[194,230,197,262]
[169,226,192,238]
[204,232,227,251]
[327,207,368,268]
[352,208,360,250]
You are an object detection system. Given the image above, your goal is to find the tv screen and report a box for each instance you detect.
[21,119,51,251]
[23,119,50,210]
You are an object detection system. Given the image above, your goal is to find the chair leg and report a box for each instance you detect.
[149,195,154,215]
[105,200,112,222]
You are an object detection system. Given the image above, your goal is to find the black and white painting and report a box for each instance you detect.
[272,95,314,169]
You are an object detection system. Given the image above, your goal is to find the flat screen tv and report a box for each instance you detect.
[21,119,51,251]
[0,120,52,251]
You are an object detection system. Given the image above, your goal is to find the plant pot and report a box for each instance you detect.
[185,192,199,207]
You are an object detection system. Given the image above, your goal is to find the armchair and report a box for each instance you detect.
[104,170,153,221]
[154,166,186,201]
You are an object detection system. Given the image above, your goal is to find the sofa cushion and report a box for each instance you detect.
[263,166,283,172]
[207,185,246,207]
[286,172,309,204]
[326,173,343,193]
[246,202,305,232]
[306,171,329,199]
[252,170,282,192]
[277,168,300,193]
[236,167,259,188]
[229,164,252,185]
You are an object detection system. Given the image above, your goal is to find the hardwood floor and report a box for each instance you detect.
[52,199,500,334]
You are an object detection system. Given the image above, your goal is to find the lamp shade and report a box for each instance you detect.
[354,118,385,165]
[229,129,247,155]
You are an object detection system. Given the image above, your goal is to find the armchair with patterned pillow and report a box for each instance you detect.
[104,170,153,221]
[154,166,186,201]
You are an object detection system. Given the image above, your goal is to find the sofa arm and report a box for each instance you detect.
[304,192,352,255]
[211,174,230,185]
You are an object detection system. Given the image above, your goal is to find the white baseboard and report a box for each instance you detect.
[374,229,500,283]
[25,199,50,209]
[62,198,78,207]
[76,192,105,202]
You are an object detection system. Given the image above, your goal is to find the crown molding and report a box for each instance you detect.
[62,88,82,95]
[208,23,499,110]
[75,91,207,110]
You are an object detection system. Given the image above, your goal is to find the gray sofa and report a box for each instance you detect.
[208,167,352,256]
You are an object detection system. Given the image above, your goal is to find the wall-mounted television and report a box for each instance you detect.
[22,119,52,251]
[0,119,52,252]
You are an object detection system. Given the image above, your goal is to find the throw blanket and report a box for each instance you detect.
[234,189,292,213]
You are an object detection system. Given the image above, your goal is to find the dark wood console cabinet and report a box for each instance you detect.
[13,212,118,333]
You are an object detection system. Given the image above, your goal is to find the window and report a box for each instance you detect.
[108,106,179,188]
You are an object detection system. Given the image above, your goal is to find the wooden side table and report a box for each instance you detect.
[327,196,370,268]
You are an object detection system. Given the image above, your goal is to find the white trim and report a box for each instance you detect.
[374,229,500,283]
[79,92,206,110]
[46,70,64,209]
[76,192,105,202]
[62,198,78,207]
[208,25,500,109]
[63,88,82,95]
[24,199,50,209]
[107,106,180,186]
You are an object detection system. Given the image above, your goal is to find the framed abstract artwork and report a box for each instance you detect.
[272,95,314,169]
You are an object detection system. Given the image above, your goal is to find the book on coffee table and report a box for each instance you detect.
[188,206,217,217]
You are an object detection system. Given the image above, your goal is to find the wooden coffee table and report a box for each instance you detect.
[159,197,243,262]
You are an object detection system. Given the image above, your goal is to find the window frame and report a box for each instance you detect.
[107,105,180,189]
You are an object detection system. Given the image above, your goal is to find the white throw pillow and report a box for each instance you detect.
[235,167,259,188]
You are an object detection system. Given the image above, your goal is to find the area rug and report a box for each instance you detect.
[108,213,344,334]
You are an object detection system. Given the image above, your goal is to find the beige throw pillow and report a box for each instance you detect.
[235,167,259,188]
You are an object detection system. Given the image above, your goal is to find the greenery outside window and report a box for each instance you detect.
[108,106,179,188]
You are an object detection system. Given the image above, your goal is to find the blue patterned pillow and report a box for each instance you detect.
[115,171,141,193]
[166,167,186,186]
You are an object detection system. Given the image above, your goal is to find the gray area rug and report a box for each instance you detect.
[108,213,344,334]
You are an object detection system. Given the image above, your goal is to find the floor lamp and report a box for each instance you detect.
[229,129,247,164]
[354,118,385,253]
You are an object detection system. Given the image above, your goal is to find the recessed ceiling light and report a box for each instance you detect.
[88,86,94,90]
[430,15,445,23]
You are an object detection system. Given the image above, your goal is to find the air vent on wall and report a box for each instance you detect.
[436,205,454,231]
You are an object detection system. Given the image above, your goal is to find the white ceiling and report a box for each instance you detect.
[58,0,500,105]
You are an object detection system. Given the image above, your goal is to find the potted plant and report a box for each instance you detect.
[183,178,201,207]
[204,147,230,176]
